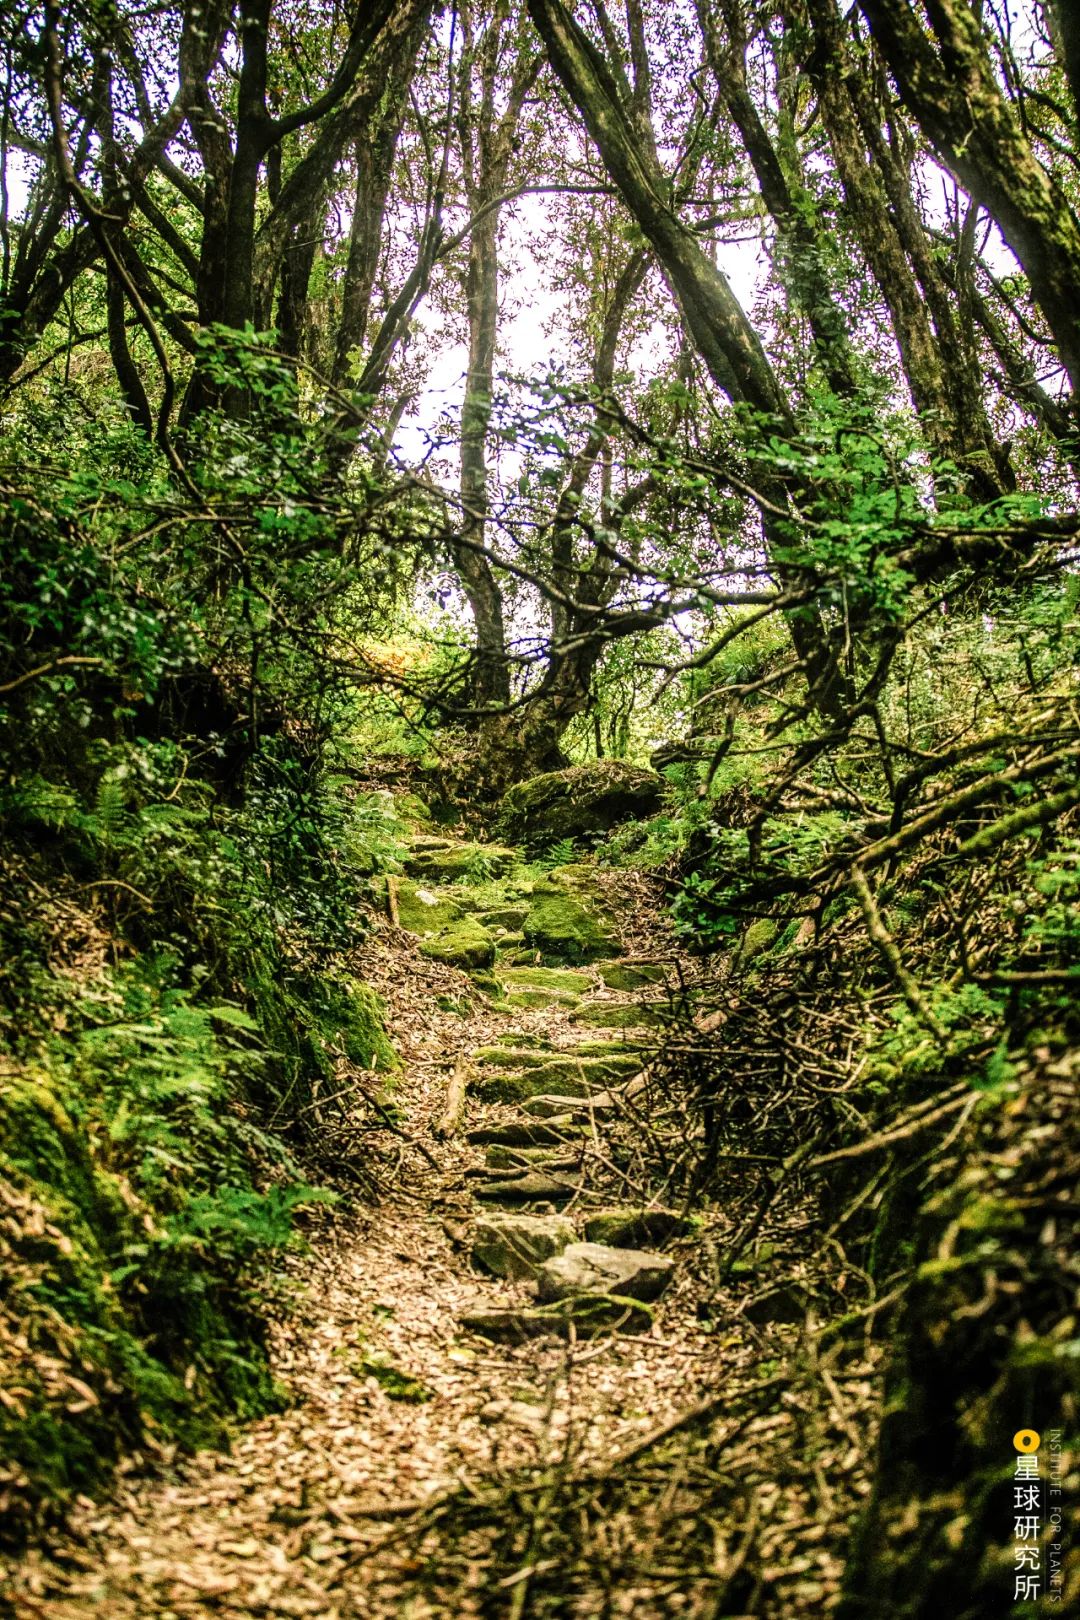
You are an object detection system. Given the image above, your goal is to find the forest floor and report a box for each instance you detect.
[3,826,880,1619]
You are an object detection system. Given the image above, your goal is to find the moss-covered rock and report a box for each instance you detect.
[473,1052,639,1103]
[598,961,668,991]
[733,917,778,968]
[419,917,496,970]
[570,1001,665,1029]
[534,1052,640,1085]
[324,978,398,1071]
[468,969,504,998]
[503,967,590,993]
[472,1213,577,1280]
[479,906,529,931]
[506,989,581,1010]
[490,961,594,1007]
[522,887,620,964]
[396,881,464,935]
[583,1208,691,1247]
[473,1045,555,1069]
[393,792,434,829]
[474,1070,590,1103]
[405,842,517,883]
[499,762,665,850]
[484,1144,570,1172]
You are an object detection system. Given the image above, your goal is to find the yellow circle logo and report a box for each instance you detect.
[1014,1430,1041,1454]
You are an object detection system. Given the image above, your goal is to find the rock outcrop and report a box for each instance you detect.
[499,762,664,850]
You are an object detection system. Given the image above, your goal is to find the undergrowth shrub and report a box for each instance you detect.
[0,353,405,1535]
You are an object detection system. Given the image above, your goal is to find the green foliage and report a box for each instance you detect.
[0,963,335,1540]
[537,837,578,870]
[0,359,404,1534]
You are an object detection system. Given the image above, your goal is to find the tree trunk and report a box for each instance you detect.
[456,206,512,710]
[527,0,852,722]
[859,0,1080,395]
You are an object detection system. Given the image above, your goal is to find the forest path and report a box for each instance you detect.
[8,830,735,1619]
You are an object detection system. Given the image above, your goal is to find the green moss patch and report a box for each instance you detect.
[522,888,620,964]
[419,917,496,969]
[598,962,668,991]
[569,1002,666,1030]
[396,881,465,935]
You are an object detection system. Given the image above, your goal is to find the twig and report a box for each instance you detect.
[848,863,945,1040]
[0,655,104,693]
[434,1056,471,1138]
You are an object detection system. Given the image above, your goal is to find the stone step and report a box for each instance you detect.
[569,1001,667,1030]
[523,1093,614,1119]
[473,1055,639,1105]
[483,1144,581,1173]
[479,906,529,931]
[520,885,621,964]
[418,916,495,969]
[473,1044,639,1075]
[472,1170,583,1206]
[598,961,670,991]
[460,1295,653,1342]
[466,1153,579,1178]
[536,1242,674,1305]
[483,1032,552,1050]
[471,1212,576,1280]
[504,988,584,1011]
[395,881,464,934]
[583,1209,692,1247]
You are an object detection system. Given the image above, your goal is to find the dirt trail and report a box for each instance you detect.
[5,839,737,1618]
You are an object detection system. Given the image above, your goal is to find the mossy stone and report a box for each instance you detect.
[405,843,517,883]
[469,970,503,997]
[394,792,433,828]
[473,1046,554,1070]
[569,1002,664,1029]
[479,906,529,931]
[505,989,582,1010]
[335,980,398,1071]
[489,964,591,1007]
[526,1054,639,1088]
[472,1213,577,1280]
[583,1209,690,1247]
[498,762,664,849]
[522,889,620,964]
[598,961,668,991]
[473,1054,634,1104]
[396,881,464,935]
[475,1070,592,1103]
[734,918,778,967]
[419,917,496,969]
[484,1144,568,1171]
